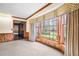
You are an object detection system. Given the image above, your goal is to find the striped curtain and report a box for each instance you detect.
[65,9,79,56]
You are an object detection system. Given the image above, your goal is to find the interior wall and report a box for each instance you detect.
[0,13,14,42]
[0,13,13,33]
[22,20,30,40]
[26,20,30,32]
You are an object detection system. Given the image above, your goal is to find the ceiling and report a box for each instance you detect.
[0,3,46,18]
[29,3,64,19]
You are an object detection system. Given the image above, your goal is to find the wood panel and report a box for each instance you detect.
[0,33,13,43]
[24,32,29,40]
[37,36,64,53]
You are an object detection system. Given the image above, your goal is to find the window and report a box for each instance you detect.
[49,18,58,40]
[42,20,50,38]
[36,14,66,44]
[41,18,58,41]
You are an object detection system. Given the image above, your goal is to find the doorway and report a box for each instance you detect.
[13,20,26,40]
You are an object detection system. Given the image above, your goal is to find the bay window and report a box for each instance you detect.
[35,14,67,44]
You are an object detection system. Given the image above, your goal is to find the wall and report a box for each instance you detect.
[25,20,30,40]
[0,13,28,42]
[0,13,13,42]
[26,20,30,32]
[0,13,13,33]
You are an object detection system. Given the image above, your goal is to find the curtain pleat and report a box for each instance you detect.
[65,9,79,56]
[73,10,79,56]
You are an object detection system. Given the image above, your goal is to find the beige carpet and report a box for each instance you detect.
[0,40,63,56]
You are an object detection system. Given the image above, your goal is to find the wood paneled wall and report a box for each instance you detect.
[0,33,13,43]
[24,32,29,40]
[37,36,64,53]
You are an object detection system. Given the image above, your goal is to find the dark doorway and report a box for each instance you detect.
[18,23,24,39]
[13,20,26,40]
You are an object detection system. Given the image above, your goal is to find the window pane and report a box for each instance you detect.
[49,18,57,40]
[50,31,57,40]
[42,19,50,39]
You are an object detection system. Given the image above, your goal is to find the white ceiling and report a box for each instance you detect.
[29,3,64,19]
[0,3,46,18]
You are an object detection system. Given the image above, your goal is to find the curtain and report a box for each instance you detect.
[65,9,79,56]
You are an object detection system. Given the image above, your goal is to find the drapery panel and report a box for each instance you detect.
[65,9,79,56]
